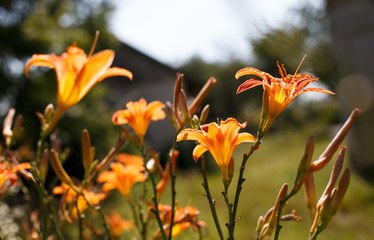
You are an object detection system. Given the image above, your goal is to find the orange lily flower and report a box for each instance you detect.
[25,43,133,134]
[235,59,334,135]
[53,182,106,218]
[155,150,179,197]
[0,162,31,197]
[112,98,166,145]
[97,154,146,199]
[105,211,135,237]
[151,204,206,238]
[176,118,255,183]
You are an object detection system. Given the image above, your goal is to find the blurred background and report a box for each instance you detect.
[1,0,374,238]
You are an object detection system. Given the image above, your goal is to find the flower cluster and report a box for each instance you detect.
[0,34,360,240]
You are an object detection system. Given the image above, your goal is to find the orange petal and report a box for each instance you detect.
[192,145,208,162]
[76,50,115,100]
[98,67,133,82]
[25,54,55,76]
[236,132,256,145]
[235,67,267,80]
[176,129,206,143]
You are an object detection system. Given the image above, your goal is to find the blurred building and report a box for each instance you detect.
[327,0,374,182]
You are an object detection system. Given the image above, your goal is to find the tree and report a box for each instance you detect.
[0,0,120,177]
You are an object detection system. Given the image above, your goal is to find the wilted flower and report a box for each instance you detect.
[112,98,165,145]
[25,42,132,134]
[235,59,334,135]
[176,118,255,183]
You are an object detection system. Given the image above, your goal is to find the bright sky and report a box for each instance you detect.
[110,0,323,67]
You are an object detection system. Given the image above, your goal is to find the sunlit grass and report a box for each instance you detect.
[167,128,374,240]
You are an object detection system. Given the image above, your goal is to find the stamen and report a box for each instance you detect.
[277,61,286,80]
[291,55,306,82]
[88,31,100,58]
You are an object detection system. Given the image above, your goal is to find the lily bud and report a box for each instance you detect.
[165,101,178,129]
[179,89,191,123]
[199,104,210,125]
[81,129,95,172]
[44,103,55,123]
[50,149,76,190]
[310,108,360,172]
[173,73,184,127]
[330,169,350,216]
[146,158,156,173]
[295,136,314,190]
[304,173,316,219]
[189,77,217,116]
[3,108,15,147]
[38,149,49,183]
[265,183,288,236]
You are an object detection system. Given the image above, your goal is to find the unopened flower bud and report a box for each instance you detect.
[146,158,156,173]
[44,103,55,123]
[330,169,350,215]
[295,136,314,189]
[179,89,191,123]
[3,108,15,147]
[304,173,316,220]
[199,104,210,125]
[50,149,76,190]
[310,108,360,172]
[189,77,217,116]
[81,129,95,172]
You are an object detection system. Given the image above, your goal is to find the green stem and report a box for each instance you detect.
[232,136,262,225]
[223,182,234,240]
[273,188,297,240]
[75,200,84,240]
[201,156,225,240]
[167,141,178,240]
[148,171,167,240]
[75,191,112,240]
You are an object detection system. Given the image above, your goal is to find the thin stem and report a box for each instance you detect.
[273,188,297,240]
[75,191,112,240]
[148,171,167,240]
[76,200,84,240]
[201,156,225,240]
[167,141,178,240]
[223,182,234,240]
[232,137,262,225]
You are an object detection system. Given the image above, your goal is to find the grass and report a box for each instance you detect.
[165,128,374,240]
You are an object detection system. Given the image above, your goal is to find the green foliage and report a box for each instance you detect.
[0,0,120,171]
